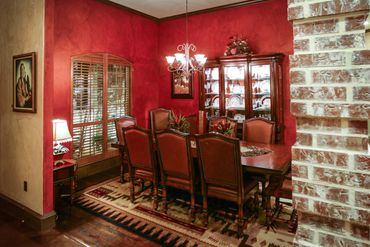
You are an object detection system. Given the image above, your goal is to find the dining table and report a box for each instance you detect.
[112,138,292,229]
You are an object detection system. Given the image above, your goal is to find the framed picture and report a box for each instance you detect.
[13,52,36,113]
[171,72,193,99]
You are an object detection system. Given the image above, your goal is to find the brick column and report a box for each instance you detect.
[288,1,370,246]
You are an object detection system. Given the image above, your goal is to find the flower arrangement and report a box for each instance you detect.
[169,111,189,133]
[224,35,252,56]
[212,120,233,136]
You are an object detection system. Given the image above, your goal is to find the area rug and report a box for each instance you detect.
[75,178,294,247]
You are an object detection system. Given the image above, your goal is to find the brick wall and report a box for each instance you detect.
[288,1,370,246]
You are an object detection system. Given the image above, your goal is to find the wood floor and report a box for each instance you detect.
[0,167,159,247]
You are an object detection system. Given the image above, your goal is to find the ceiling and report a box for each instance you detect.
[109,0,262,19]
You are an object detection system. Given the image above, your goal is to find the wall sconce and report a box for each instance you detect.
[53,119,72,166]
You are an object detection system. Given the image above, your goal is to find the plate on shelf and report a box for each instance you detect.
[227,95,243,108]
[211,96,219,108]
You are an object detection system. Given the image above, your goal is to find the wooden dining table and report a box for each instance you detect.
[113,140,292,178]
[112,138,292,229]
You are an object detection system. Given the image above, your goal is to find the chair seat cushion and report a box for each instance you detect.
[165,176,191,191]
[207,179,258,203]
[135,169,154,180]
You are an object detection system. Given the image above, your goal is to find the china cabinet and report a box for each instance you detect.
[199,54,283,142]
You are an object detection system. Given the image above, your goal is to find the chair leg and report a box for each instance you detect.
[265,194,272,229]
[152,182,158,210]
[129,177,135,203]
[254,191,259,213]
[162,185,167,213]
[288,209,298,233]
[120,164,124,183]
[261,180,266,208]
[190,191,195,223]
[237,204,244,238]
[202,196,208,227]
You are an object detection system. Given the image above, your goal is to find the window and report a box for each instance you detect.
[71,53,131,164]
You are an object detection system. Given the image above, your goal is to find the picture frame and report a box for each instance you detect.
[171,71,193,99]
[13,52,36,113]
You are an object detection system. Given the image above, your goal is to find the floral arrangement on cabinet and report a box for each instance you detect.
[224,35,252,56]
[212,120,233,136]
[169,111,189,133]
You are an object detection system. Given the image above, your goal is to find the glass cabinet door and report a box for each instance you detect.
[250,64,272,120]
[203,67,220,118]
[224,65,245,123]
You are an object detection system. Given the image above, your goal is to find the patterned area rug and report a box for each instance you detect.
[75,178,294,247]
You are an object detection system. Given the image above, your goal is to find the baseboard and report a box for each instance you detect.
[0,194,56,231]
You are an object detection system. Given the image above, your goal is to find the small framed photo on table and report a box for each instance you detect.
[171,72,193,99]
[13,52,36,113]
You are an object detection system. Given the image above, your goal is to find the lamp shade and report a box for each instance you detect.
[52,119,72,143]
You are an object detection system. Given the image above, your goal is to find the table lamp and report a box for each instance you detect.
[53,119,72,166]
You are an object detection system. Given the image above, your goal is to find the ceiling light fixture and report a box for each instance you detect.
[165,0,207,78]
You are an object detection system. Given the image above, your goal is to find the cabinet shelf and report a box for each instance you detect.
[253,92,270,97]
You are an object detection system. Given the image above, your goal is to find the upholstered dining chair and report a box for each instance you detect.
[123,126,158,210]
[156,129,196,221]
[242,117,276,206]
[149,108,172,137]
[196,133,259,237]
[242,117,276,144]
[208,116,238,138]
[115,116,137,182]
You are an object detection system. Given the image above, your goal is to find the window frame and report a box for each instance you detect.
[70,53,132,166]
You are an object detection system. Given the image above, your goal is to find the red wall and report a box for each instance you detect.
[52,0,160,127]
[158,0,296,144]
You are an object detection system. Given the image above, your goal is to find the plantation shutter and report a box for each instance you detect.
[72,53,131,164]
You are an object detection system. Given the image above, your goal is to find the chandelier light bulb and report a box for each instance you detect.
[166,56,175,64]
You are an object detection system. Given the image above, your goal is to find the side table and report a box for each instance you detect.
[53,159,77,206]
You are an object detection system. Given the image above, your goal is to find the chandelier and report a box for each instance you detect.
[165,0,207,78]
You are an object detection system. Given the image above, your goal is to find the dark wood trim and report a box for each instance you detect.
[160,0,267,21]
[97,0,268,22]
[0,194,56,231]
[96,0,160,22]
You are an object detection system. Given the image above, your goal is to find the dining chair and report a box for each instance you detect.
[123,126,158,210]
[242,117,275,144]
[149,108,172,136]
[196,132,259,237]
[265,171,297,233]
[156,129,196,221]
[208,116,238,138]
[242,117,276,207]
[115,116,137,182]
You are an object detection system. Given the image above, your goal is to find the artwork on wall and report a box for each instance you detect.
[171,72,193,99]
[13,52,36,113]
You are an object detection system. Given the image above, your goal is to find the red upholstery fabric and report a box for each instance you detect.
[157,132,189,177]
[150,108,171,132]
[198,137,237,189]
[124,128,153,170]
[115,116,137,143]
[242,118,275,144]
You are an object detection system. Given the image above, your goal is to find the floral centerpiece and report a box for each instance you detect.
[212,120,233,136]
[224,35,252,56]
[169,111,189,133]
